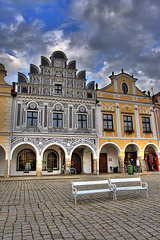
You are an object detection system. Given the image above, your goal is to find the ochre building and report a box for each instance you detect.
[96,70,159,174]
[0,64,12,177]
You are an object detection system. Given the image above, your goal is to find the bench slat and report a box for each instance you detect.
[116,186,147,191]
[109,177,141,183]
[72,180,109,186]
[76,189,111,195]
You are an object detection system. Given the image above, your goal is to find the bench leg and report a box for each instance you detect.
[74,194,77,205]
[146,190,148,198]
[113,191,117,201]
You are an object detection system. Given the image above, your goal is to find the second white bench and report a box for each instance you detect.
[109,177,148,200]
[71,180,116,204]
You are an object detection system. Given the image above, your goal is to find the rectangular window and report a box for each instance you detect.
[123,115,133,131]
[53,113,63,128]
[27,111,38,127]
[17,104,21,126]
[142,117,151,132]
[103,114,113,130]
[69,106,72,128]
[78,114,87,128]
[55,84,62,94]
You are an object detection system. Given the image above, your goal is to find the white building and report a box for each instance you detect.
[10,51,97,176]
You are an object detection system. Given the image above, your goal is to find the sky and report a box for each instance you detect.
[1,0,160,94]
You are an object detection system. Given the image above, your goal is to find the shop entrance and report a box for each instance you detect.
[144,146,158,171]
[125,144,137,166]
[99,153,107,173]
[71,153,81,174]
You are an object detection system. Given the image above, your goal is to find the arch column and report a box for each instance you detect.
[65,157,71,171]
[93,159,97,174]
[37,155,42,177]
[4,159,8,178]
[118,153,125,173]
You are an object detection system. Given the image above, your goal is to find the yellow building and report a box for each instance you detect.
[96,70,159,173]
[0,64,12,177]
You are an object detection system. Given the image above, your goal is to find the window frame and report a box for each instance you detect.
[55,84,62,94]
[103,114,114,131]
[142,117,151,133]
[27,111,38,127]
[42,149,59,171]
[122,82,129,94]
[53,112,63,128]
[17,149,36,171]
[78,114,87,129]
[123,115,134,132]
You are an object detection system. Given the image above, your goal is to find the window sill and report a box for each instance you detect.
[104,129,114,132]
[124,130,134,133]
[143,131,152,133]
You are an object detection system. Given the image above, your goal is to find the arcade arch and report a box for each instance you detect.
[99,143,120,173]
[70,144,96,174]
[11,143,37,176]
[144,143,159,171]
[0,145,6,176]
[42,144,66,174]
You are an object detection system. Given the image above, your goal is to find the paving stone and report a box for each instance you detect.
[0,173,160,240]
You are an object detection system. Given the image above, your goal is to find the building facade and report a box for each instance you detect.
[96,70,159,173]
[10,51,97,176]
[0,64,12,177]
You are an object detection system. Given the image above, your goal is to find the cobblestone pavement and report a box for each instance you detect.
[0,173,160,240]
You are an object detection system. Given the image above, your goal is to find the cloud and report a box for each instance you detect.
[1,0,160,94]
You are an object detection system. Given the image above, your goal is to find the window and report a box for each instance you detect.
[53,113,63,128]
[17,149,36,171]
[43,150,59,171]
[123,115,133,131]
[55,84,62,94]
[27,111,37,127]
[78,114,87,128]
[103,114,113,131]
[122,82,128,94]
[142,117,151,132]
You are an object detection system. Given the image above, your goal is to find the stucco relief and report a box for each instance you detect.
[11,137,96,156]
[121,105,134,113]
[31,76,40,84]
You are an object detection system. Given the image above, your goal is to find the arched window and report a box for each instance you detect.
[122,82,128,94]
[17,149,36,171]
[43,150,59,170]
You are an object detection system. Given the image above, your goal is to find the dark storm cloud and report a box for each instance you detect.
[68,0,160,92]
[1,0,160,92]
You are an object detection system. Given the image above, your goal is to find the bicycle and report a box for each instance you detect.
[61,165,76,175]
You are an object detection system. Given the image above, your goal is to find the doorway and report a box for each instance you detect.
[99,153,107,173]
[71,153,81,174]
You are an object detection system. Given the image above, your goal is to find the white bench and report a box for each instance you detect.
[109,177,148,200]
[71,180,116,204]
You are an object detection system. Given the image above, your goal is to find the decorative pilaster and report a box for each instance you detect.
[116,104,122,137]
[118,157,125,173]
[134,105,141,138]
[151,111,157,138]
[93,159,97,174]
